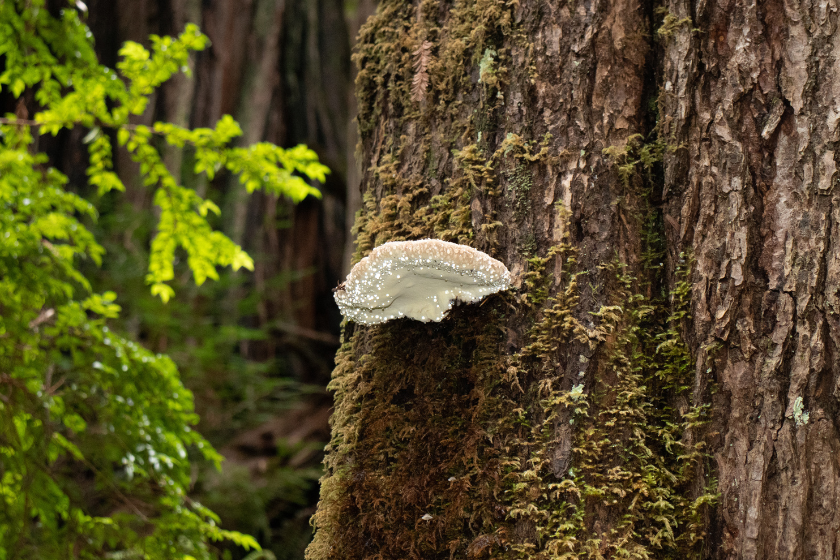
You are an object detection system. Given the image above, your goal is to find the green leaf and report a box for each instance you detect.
[52,433,84,461]
[11,78,25,97]
[198,199,220,217]
[63,413,87,434]
[231,249,254,272]
[150,282,175,303]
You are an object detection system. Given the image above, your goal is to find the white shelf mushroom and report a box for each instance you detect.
[334,239,511,325]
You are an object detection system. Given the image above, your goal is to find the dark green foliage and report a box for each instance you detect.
[0,121,252,558]
[0,1,329,557]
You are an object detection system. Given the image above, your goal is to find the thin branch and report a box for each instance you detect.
[0,116,154,134]
[0,117,42,126]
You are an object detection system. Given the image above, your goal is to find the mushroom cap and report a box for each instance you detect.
[334,239,511,325]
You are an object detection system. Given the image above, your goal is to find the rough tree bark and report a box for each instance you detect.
[661,0,840,556]
[308,0,839,559]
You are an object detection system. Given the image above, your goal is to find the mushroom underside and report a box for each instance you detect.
[336,266,504,324]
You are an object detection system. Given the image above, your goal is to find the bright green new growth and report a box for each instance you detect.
[0,0,328,301]
[0,1,327,558]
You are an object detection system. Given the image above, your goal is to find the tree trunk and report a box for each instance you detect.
[661,0,840,556]
[308,0,838,559]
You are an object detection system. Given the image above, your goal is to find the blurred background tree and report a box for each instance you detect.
[0,0,373,558]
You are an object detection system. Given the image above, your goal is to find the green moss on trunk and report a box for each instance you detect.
[308,0,717,558]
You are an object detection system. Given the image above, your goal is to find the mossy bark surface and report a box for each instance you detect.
[310,0,838,558]
[310,0,713,558]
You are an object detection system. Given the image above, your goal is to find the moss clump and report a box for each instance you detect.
[502,256,717,559]
[307,302,520,560]
[655,9,698,41]
[354,0,523,136]
[350,0,538,257]
[505,163,532,220]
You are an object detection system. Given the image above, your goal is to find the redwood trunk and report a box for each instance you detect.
[661,0,840,556]
[309,0,840,558]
